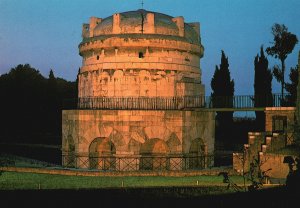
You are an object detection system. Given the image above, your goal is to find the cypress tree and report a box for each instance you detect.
[211,50,235,146]
[211,50,234,99]
[254,46,273,130]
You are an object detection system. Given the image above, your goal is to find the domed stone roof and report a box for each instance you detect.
[92,9,199,44]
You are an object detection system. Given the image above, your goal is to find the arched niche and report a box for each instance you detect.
[166,132,181,153]
[99,71,110,84]
[189,138,206,155]
[88,137,116,170]
[128,139,141,155]
[140,138,169,155]
[113,70,124,82]
[188,138,206,169]
[140,138,169,170]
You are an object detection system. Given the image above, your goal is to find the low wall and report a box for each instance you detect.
[233,152,292,178]
[260,153,291,178]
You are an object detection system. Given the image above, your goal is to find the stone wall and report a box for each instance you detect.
[62,109,215,170]
[67,10,212,172]
[78,68,204,98]
[259,153,291,179]
[265,107,295,132]
[81,48,201,73]
[78,10,204,99]
[233,152,292,179]
[78,42,204,98]
[233,108,297,178]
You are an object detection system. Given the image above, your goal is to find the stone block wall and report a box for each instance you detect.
[62,109,215,170]
[265,107,295,132]
[78,68,204,98]
[259,153,291,179]
[233,132,289,178]
[233,108,296,178]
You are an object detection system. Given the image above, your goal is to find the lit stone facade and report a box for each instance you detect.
[62,10,215,170]
[78,10,204,98]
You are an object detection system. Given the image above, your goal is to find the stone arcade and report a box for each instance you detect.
[62,9,215,171]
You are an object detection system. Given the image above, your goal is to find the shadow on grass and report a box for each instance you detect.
[0,186,296,208]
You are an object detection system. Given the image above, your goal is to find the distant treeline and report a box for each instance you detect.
[0,64,77,145]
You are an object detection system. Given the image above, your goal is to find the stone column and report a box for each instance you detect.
[145,13,155,33]
[82,24,90,38]
[172,17,184,37]
[89,17,102,37]
[113,13,121,34]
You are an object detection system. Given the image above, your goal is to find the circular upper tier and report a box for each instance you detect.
[78,10,205,98]
[91,9,199,44]
[80,9,204,58]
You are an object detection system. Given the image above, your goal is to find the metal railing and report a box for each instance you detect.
[205,94,286,109]
[62,154,216,171]
[64,96,205,110]
[62,94,291,110]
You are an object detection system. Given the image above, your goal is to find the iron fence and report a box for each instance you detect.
[205,94,287,109]
[62,154,216,171]
[63,94,290,110]
[77,96,205,110]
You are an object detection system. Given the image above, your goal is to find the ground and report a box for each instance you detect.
[0,171,249,190]
[0,185,296,208]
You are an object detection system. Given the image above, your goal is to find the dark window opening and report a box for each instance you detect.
[272,116,287,133]
[139,52,144,58]
[96,55,99,60]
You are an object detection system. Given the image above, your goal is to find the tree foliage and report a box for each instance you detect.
[211,50,235,99]
[266,23,298,97]
[254,46,273,130]
[0,64,77,144]
[284,65,298,106]
[211,50,235,145]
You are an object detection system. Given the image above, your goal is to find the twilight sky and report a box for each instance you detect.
[0,0,299,95]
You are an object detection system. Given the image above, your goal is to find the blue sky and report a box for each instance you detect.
[0,0,299,96]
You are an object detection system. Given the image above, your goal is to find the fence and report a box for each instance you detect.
[62,154,219,171]
[204,94,285,109]
[64,96,205,110]
[63,94,289,110]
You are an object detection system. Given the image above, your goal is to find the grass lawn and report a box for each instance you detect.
[0,171,249,190]
[0,171,294,208]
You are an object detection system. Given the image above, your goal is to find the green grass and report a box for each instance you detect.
[0,171,249,190]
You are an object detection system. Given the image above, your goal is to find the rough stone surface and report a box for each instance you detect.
[259,153,291,179]
[233,108,296,178]
[62,10,215,171]
[62,109,215,169]
[78,9,204,98]
[265,107,295,133]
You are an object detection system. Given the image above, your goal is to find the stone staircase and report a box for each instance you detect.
[233,131,286,174]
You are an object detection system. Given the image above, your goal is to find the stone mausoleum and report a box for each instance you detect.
[62,9,215,171]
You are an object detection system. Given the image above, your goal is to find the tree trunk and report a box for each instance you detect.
[281,59,286,99]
